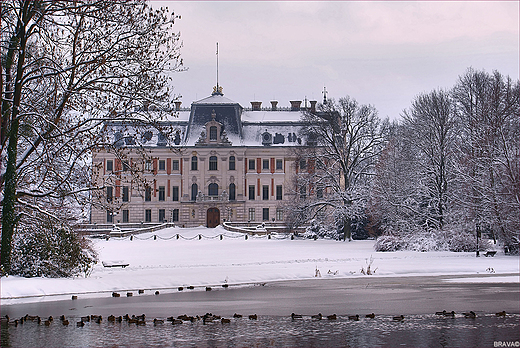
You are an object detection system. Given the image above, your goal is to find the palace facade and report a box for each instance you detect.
[90,87,317,227]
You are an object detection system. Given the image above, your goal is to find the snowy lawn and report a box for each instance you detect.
[1,226,518,304]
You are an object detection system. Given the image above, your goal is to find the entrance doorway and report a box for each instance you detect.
[207,208,220,228]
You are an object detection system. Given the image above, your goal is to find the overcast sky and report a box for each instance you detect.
[156,1,519,120]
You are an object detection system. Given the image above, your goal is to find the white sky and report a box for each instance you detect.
[155,1,519,120]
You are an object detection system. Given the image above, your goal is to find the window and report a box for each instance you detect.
[248,159,255,170]
[106,160,113,172]
[317,186,324,199]
[262,185,269,200]
[159,209,165,222]
[122,160,130,172]
[106,186,113,203]
[300,186,307,199]
[209,156,218,171]
[276,185,283,200]
[248,208,255,221]
[276,159,283,170]
[172,186,179,201]
[145,187,152,201]
[229,156,235,170]
[208,183,218,196]
[191,183,198,201]
[276,208,284,221]
[209,126,217,141]
[122,186,129,202]
[299,159,307,170]
[122,210,129,223]
[159,160,165,171]
[229,183,236,201]
[158,186,165,201]
[191,156,198,171]
[263,208,269,221]
[107,210,113,223]
[263,159,269,170]
[172,209,179,222]
[145,160,152,171]
[249,185,255,200]
[172,160,179,171]
[145,209,151,222]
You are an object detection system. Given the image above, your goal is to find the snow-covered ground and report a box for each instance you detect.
[1,226,518,305]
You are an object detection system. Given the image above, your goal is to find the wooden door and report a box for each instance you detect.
[207,208,220,228]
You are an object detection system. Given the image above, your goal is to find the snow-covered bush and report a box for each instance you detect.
[374,235,403,251]
[303,219,340,240]
[10,219,97,278]
[448,232,491,252]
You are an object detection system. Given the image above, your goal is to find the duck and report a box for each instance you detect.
[327,314,337,320]
[496,311,506,317]
[59,315,66,321]
[311,313,323,320]
[348,314,360,321]
[108,315,116,322]
[1,315,9,324]
[463,311,476,318]
[291,313,303,320]
[221,318,231,324]
[248,314,258,320]
[138,290,145,294]
[76,321,85,327]
[444,311,455,317]
[435,310,447,315]
[47,316,53,322]
[112,292,120,298]
[44,320,51,326]
[155,291,160,295]
[365,313,376,319]
[393,315,405,322]
[205,287,212,291]
[62,319,70,326]
[171,319,183,325]
[233,313,243,318]
[81,316,90,322]
[153,318,164,325]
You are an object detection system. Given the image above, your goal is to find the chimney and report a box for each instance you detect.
[250,101,262,111]
[174,101,182,111]
[270,100,278,111]
[310,100,317,113]
[290,100,302,111]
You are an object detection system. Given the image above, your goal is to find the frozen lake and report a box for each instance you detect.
[2,276,519,347]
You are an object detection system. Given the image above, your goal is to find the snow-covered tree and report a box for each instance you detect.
[452,68,520,253]
[290,97,386,240]
[1,0,183,275]
[401,89,457,231]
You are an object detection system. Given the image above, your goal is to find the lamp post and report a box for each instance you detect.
[476,225,481,257]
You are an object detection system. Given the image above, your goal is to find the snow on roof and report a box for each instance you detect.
[241,110,305,123]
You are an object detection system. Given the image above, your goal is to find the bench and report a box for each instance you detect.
[484,251,497,257]
[102,261,129,268]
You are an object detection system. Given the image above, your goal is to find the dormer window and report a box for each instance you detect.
[209,126,217,141]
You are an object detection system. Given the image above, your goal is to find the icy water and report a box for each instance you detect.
[1,313,519,348]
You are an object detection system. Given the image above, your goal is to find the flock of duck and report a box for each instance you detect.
[1,310,508,328]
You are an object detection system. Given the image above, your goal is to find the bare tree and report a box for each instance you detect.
[1,0,183,274]
[292,97,385,240]
[452,68,519,252]
[402,89,457,231]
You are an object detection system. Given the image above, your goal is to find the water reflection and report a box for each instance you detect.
[1,313,519,347]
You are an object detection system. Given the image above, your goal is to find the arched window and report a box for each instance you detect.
[191,183,198,201]
[209,156,218,171]
[209,126,217,141]
[191,156,198,171]
[208,183,218,196]
[229,183,236,201]
[229,156,235,170]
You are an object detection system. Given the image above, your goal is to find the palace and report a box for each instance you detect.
[90,86,318,227]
